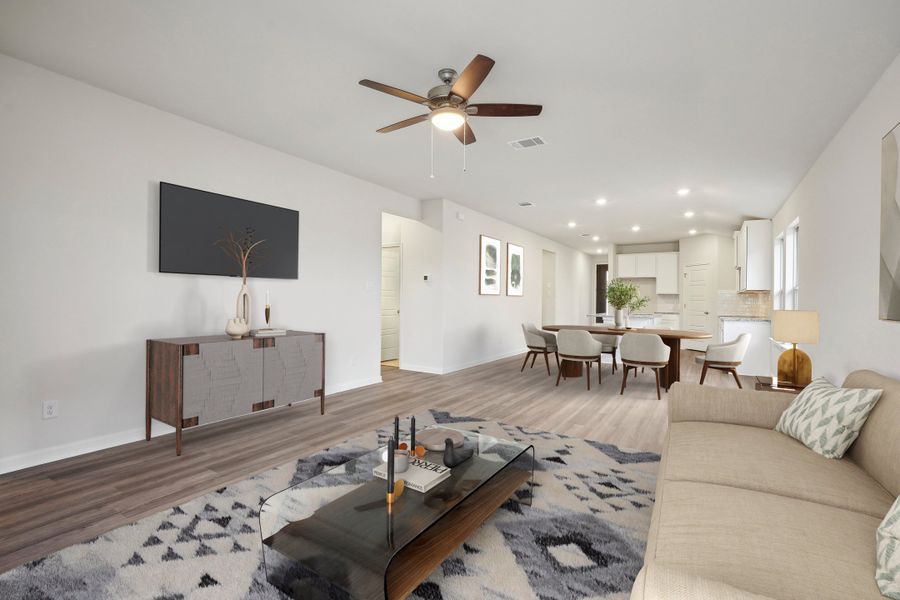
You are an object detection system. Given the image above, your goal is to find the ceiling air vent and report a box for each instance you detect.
[508,136,546,150]
[517,201,534,207]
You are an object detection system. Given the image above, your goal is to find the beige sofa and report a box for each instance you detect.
[630,370,900,600]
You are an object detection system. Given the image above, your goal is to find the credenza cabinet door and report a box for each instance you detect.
[182,340,263,425]
[263,335,324,407]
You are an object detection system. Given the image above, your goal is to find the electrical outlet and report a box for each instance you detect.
[42,400,59,420]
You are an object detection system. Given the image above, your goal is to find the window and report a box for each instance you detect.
[773,235,784,310]
[785,220,799,309]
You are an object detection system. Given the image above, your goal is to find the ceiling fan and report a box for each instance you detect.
[359,54,542,145]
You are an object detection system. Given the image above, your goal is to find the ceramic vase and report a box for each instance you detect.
[235,283,251,328]
[614,308,625,328]
[226,317,249,340]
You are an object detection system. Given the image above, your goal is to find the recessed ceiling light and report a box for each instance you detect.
[631,225,641,232]
[677,188,691,197]
[568,221,577,228]
[592,235,600,242]
[596,247,605,254]
[689,228,697,235]
[595,197,607,206]
[684,211,694,218]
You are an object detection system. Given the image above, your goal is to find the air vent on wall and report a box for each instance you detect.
[508,136,547,150]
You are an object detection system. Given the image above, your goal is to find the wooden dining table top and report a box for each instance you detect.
[543,324,712,340]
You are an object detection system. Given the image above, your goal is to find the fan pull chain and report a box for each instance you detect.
[429,124,435,179]
[463,118,467,173]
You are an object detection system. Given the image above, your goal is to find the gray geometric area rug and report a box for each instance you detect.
[0,410,659,600]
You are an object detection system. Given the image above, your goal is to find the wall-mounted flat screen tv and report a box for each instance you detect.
[159,182,299,279]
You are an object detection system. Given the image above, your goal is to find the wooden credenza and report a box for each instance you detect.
[146,330,325,455]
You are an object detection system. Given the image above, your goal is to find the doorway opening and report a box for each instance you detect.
[381,245,401,370]
[542,250,556,326]
[595,263,608,323]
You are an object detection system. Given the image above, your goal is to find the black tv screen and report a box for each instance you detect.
[159,182,298,279]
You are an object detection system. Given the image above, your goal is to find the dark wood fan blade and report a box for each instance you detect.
[450,54,495,101]
[468,103,542,117]
[359,79,429,105]
[453,121,477,145]
[377,114,429,133]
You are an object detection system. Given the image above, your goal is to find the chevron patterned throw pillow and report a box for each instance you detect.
[775,377,882,459]
[878,496,900,599]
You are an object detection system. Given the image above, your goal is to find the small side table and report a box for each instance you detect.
[755,376,805,395]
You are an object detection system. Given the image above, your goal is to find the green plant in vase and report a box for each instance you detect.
[607,278,649,328]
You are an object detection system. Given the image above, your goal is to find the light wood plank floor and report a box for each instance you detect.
[0,349,747,574]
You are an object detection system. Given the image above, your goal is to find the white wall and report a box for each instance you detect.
[0,55,420,472]
[772,52,900,382]
[438,199,592,373]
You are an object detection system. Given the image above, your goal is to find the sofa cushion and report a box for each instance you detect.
[662,421,894,518]
[877,495,900,599]
[631,564,775,600]
[645,480,884,600]
[845,370,900,497]
[775,377,882,459]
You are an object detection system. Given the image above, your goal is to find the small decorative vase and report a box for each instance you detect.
[614,309,625,328]
[226,318,249,339]
[443,438,474,468]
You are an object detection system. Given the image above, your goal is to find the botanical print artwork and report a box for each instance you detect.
[480,235,501,295]
[881,122,900,320]
[507,243,524,296]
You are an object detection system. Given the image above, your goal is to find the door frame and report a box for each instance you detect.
[380,243,402,365]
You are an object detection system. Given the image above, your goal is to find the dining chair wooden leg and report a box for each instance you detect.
[530,353,537,368]
[521,351,533,372]
[555,361,564,386]
[699,362,709,384]
[585,361,591,391]
[665,365,671,392]
[543,351,551,376]
[654,368,662,400]
[612,349,618,372]
[597,358,602,385]
[620,366,629,395]
[555,352,560,372]
[730,369,743,389]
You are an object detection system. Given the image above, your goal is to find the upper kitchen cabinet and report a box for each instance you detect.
[617,253,637,277]
[635,253,656,277]
[655,252,679,294]
[735,219,773,291]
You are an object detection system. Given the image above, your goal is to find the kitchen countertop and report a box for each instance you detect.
[719,316,771,321]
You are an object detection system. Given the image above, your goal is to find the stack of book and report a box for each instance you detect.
[251,328,287,337]
[374,457,451,493]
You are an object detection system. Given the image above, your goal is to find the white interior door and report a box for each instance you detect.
[542,250,556,325]
[381,246,400,361]
[682,262,712,351]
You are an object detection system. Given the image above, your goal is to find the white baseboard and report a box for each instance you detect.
[441,347,527,374]
[399,363,445,374]
[0,376,385,476]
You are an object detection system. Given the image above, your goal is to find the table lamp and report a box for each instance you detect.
[772,310,819,387]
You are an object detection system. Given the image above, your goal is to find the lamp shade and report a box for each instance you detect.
[772,310,819,344]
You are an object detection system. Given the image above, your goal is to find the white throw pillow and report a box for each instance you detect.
[775,377,882,459]
[878,496,900,599]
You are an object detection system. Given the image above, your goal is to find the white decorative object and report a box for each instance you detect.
[615,309,625,328]
[236,283,251,329]
[225,318,249,340]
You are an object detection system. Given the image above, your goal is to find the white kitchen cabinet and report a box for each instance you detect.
[635,253,656,277]
[617,254,637,277]
[735,220,772,291]
[655,313,680,329]
[655,252,679,294]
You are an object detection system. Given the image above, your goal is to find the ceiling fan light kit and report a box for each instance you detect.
[359,54,542,146]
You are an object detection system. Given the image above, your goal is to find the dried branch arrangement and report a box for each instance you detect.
[214,227,267,283]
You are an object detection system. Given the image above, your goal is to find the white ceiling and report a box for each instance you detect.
[2,1,900,253]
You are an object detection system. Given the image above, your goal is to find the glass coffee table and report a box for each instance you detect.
[259,426,534,599]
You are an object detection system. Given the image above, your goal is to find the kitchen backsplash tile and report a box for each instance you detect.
[718,291,771,318]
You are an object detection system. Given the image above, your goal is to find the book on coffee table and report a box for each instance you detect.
[373,457,451,493]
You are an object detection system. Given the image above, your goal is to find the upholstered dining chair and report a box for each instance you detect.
[619,333,671,400]
[556,329,604,390]
[699,333,751,388]
[520,323,560,376]
[590,324,619,373]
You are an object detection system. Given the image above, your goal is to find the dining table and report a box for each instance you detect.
[542,324,712,388]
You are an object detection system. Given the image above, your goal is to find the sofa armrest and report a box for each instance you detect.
[668,383,795,429]
[631,564,776,600]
